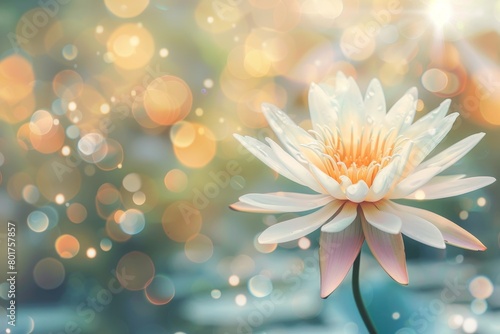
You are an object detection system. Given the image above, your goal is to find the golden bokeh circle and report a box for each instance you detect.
[107,24,154,70]
[55,234,80,259]
[104,0,149,18]
[0,55,34,104]
[143,76,193,125]
[164,169,188,193]
[173,123,216,168]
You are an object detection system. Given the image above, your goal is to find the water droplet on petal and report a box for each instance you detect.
[427,128,437,135]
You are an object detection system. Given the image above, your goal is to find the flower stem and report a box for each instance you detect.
[352,252,377,334]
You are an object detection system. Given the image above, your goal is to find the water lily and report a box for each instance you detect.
[231,73,494,299]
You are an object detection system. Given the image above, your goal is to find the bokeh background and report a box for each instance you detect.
[0,0,499,333]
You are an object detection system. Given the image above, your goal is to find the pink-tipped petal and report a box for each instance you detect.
[391,204,486,251]
[258,201,343,244]
[319,222,364,298]
[360,202,402,234]
[361,213,408,285]
[382,202,446,249]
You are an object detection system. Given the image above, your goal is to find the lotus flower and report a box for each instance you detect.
[231,73,495,298]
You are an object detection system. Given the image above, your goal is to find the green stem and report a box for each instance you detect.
[352,252,377,334]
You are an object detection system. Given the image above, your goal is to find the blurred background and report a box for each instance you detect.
[0,0,499,333]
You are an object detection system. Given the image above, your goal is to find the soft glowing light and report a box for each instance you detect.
[68,101,77,111]
[298,237,311,250]
[229,275,240,286]
[449,314,464,329]
[61,146,71,156]
[211,289,221,299]
[55,193,65,205]
[86,247,97,258]
[428,0,453,27]
[469,276,494,299]
[100,103,110,114]
[414,190,426,200]
[462,317,478,333]
[235,294,247,306]
[159,48,169,57]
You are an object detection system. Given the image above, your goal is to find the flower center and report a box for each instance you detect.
[308,125,406,187]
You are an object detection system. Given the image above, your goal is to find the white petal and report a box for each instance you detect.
[258,201,343,244]
[420,174,465,186]
[384,87,417,134]
[361,213,408,284]
[416,133,485,173]
[366,156,402,202]
[309,163,346,199]
[230,201,282,213]
[322,202,358,232]
[308,83,338,132]
[396,204,486,251]
[389,166,442,199]
[345,180,369,203]
[266,138,325,193]
[364,78,386,123]
[234,134,304,185]
[360,202,402,234]
[338,77,365,137]
[405,176,495,200]
[339,175,352,189]
[407,112,459,170]
[383,202,446,249]
[319,223,364,298]
[261,103,315,161]
[393,140,414,181]
[403,99,451,139]
[240,192,333,212]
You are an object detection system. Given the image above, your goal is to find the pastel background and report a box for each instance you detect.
[0,0,499,333]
